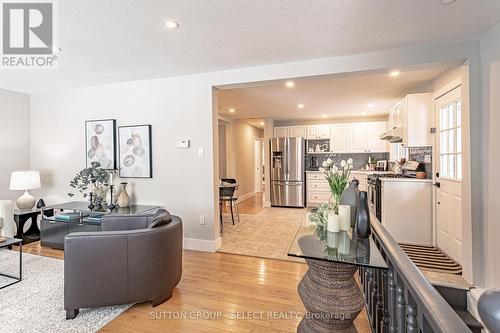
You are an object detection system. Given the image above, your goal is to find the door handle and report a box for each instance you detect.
[433,182,441,188]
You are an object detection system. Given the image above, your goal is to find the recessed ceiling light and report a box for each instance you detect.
[440,0,457,5]
[298,104,304,109]
[260,121,265,126]
[285,81,295,88]
[367,103,374,108]
[165,20,179,29]
[389,70,401,77]
[229,108,235,113]
[322,114,327,118]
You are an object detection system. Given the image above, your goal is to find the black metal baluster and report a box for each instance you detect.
[407,303,418,333]
[389,269,397,333]
[380,269,390,333]
[371,270,380,330]
[396,285,406,333]
[368,269,374,318]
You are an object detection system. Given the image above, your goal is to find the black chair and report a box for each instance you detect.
[219,178,240,233]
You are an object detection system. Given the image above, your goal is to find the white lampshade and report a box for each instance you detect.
[9,171,41,191]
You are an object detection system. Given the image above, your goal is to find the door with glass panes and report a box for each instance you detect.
[434,86,462,263]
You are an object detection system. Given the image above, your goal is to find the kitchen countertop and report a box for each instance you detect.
[380,178,433,183]
[306,169,394,175]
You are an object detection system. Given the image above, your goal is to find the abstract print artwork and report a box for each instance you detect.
[85,119,117,170]
[118,125,152,178]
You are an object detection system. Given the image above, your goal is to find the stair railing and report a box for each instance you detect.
[359,215,471,333]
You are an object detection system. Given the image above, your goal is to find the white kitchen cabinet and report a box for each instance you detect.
[400,93,433,147]
[274,126,289,138]
[289,126,306,137]
[306,172,330,206]
[366,122,388,152]
[349,122,388,153]
[350,171,368,192]
[330,124,350,153]
[274,126,306,138]
[307,125,330,139]
[349,123,368,152]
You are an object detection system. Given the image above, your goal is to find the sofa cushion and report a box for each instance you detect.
[149,209,172,228]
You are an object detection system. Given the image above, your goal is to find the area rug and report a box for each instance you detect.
[0,249,131,333]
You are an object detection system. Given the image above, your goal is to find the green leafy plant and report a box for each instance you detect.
[324,158,353,213]
[68,162,109,200]
[310,203,330,228]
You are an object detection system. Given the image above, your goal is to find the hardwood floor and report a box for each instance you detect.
[222,192,264,215]
[17,242,371,332]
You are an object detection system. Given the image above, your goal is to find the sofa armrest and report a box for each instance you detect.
[64,229,148,310]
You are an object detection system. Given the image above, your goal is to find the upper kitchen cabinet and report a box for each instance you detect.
[307,124,330,139]
[400,93,433,147]
[289,125,307,138]
[274,126,289,138]
[330,123,350,153]
[274,125,306,138]
[350,122,388,153]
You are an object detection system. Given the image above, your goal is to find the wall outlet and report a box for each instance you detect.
[199,215,205,225]
[198,147,205,157]
[424,155,431,163]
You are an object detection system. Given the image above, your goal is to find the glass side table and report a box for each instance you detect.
[288,220,388,332]
[0,237,22,289]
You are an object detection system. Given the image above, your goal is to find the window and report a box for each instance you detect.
[439,100,462,179]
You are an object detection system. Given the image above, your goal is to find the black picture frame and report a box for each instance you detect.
[85,119,117,170]
[118,125,153,178]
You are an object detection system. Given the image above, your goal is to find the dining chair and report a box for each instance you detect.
[219,178,240,232]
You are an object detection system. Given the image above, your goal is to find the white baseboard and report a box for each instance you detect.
[183,237,221,252]
[238,191,255,203]
[467,288,489,333]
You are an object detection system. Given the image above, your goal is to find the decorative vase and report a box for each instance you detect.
[340,179,360,227]
[117,182,130,208]
[355,191,371,239]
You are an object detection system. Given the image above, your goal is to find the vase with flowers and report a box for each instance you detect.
[323,158,353,214]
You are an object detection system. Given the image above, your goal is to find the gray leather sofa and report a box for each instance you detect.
[64,209,182,319]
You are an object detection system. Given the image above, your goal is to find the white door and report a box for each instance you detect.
[254,139,263,193]
[435,86,463,263]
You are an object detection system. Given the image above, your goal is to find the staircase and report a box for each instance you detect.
[434,285,483,333]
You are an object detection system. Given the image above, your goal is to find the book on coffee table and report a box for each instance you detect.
[54,213,82,221]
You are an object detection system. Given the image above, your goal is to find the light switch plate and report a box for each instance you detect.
[198,147,205,157]
[176,140,190,148]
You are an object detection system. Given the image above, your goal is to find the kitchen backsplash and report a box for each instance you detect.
[306,152,390,171]
[408,146,433,178]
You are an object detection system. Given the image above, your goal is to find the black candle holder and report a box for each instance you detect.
[107,184,117,211]
[88,192,95,210]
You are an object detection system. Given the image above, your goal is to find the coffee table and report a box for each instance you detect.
[0,237,22,289]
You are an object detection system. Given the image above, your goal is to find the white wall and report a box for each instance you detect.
[30,40,483,255]
[482,21,500,288]
[225,120,262,200]
[0,89,31,200]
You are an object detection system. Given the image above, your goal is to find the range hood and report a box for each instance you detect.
[379,127,403,143]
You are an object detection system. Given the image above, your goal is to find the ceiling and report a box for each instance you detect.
[217,64,458,123]
[1,0,500,95]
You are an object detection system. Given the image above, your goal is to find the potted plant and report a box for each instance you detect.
[323,158,353,214]
[68,162,110,207]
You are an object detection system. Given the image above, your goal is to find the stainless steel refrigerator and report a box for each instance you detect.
[270,137,305,207]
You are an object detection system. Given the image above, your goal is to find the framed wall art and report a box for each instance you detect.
[118,125,152,178]
[85,119,117,170]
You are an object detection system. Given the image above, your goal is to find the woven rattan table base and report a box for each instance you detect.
[297,258,364,332]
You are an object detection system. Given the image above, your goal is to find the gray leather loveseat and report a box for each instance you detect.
[64,209,182,319]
